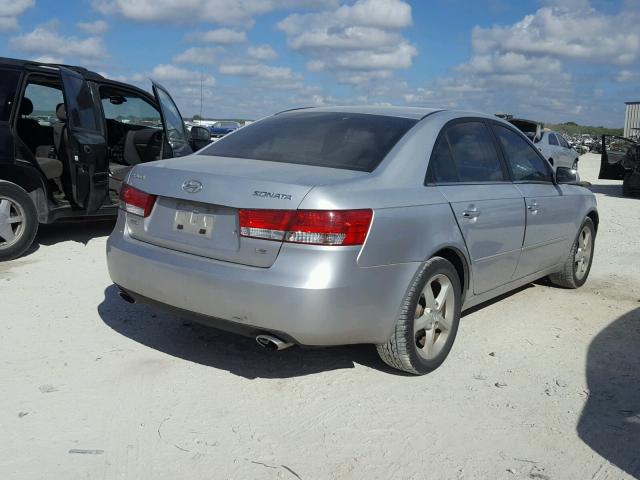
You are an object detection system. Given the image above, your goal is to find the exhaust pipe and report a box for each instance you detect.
[118,290,136,304]
[256,334,293,351]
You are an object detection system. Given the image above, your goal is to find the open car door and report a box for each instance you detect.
[599,135,637,180]
[59,67,109,213]
[151,81,193,159]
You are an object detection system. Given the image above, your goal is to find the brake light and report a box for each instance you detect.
[119,183,156,217]
[238,209,373,246]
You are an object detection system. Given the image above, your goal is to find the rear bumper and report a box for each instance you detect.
[106,214,418,346]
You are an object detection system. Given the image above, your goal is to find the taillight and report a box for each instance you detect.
[119,183,156,217]
[238,209,373,246]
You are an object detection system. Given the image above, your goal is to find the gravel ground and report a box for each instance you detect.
[1,153,638,480]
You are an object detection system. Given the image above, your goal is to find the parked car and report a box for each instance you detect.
[537,130,580,170]
[0,57,211,261]
[208,120,241,138]
[599,134,640,197]
[506,118,579,170]
[107,106,598,375]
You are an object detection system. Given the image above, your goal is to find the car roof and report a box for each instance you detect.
[277,105,443,120]
[0,56,104,81]
[276,105,512,122]
[0,56,156,101]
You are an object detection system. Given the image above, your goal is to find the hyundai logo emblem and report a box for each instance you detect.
[182,180,203,194]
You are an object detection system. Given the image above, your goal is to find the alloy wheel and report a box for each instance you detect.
[414,273,456,360]
[574,225,592,281]
[0,196,26,250]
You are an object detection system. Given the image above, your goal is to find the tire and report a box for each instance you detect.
[0,182,39,261]
[622,172,640,198]
[548,218,595,289]
[377,257,462,375]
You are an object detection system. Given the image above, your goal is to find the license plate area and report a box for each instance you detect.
[173,202,215,239]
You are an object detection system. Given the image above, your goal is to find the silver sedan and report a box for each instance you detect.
[107,106,598,375]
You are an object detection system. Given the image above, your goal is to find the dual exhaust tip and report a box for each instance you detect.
[118,289,293,351]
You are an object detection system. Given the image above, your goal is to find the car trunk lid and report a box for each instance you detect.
[123,155,367,267]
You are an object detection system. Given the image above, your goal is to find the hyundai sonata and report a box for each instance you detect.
[107,106,597,374]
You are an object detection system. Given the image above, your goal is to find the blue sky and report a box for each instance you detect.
[1,0,638,125]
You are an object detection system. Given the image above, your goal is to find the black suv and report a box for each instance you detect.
[0,57,211,260]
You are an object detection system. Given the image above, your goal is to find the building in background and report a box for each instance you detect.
[624,101,640,139]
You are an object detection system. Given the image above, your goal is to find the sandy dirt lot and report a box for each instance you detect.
[1,153,638,480]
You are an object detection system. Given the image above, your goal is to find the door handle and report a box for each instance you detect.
[462,209,481,219]
[527,202,539,214]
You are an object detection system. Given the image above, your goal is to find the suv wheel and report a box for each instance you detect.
[0,182,39,261]
[376,257,462,375]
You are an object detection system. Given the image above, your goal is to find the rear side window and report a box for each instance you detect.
[200,112,417,172]
[429,137,457,182]
[0,68,21,122]
[548,133,559,146]
[558,135,570,148]
[429,121,505,183]
[493,125,552,182]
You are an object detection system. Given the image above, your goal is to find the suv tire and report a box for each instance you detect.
[0,182,39,261]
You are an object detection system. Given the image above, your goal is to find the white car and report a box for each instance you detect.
[507,119,579,171]
[536,130,580,170]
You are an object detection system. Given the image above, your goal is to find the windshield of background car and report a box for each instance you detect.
[217,121,239,128]
[200,112,417,172]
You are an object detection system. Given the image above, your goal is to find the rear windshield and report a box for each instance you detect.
[199,111,417,172]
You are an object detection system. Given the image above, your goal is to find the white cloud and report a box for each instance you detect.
[173,47,219,65]
[32,55,65,64]
[10,24,108,60]
[219,63,300,81]
[277,0,416,87]
[0,0,34,26]
[616,69,640,82]
[187,28,247,44]
[93,0,337,27]
[0,0,34,30]
[150,63,216,86]
[472,6,640,65]
[247,44,277,60]
[77,19,109,34]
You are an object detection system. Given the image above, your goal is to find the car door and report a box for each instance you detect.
[428,119,526,294]
[491,123,576,278]
[546,133,563,167]
[59,67,109,213]
[599,135,636,180]
[151,81,194,159]
[557,134,574,168]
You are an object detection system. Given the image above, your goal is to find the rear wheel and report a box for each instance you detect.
[0,182,39,261]
[548,218,595,289]
[377,257,462,375]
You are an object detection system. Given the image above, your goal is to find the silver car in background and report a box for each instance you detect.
[107,106,598,375]
[537,130,580,170]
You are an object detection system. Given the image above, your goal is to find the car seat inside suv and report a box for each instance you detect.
[16,97,63,181]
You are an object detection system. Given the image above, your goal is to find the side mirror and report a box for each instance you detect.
[556,166,579,184]
[190,126,210,141]
[189,125,212,151]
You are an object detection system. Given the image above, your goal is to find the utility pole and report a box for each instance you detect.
[199,70,204,123]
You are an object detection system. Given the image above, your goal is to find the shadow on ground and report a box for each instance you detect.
[588,183,631,199]
[578,307,640,479]
[97,285,403,379]
[25,219,115,257]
